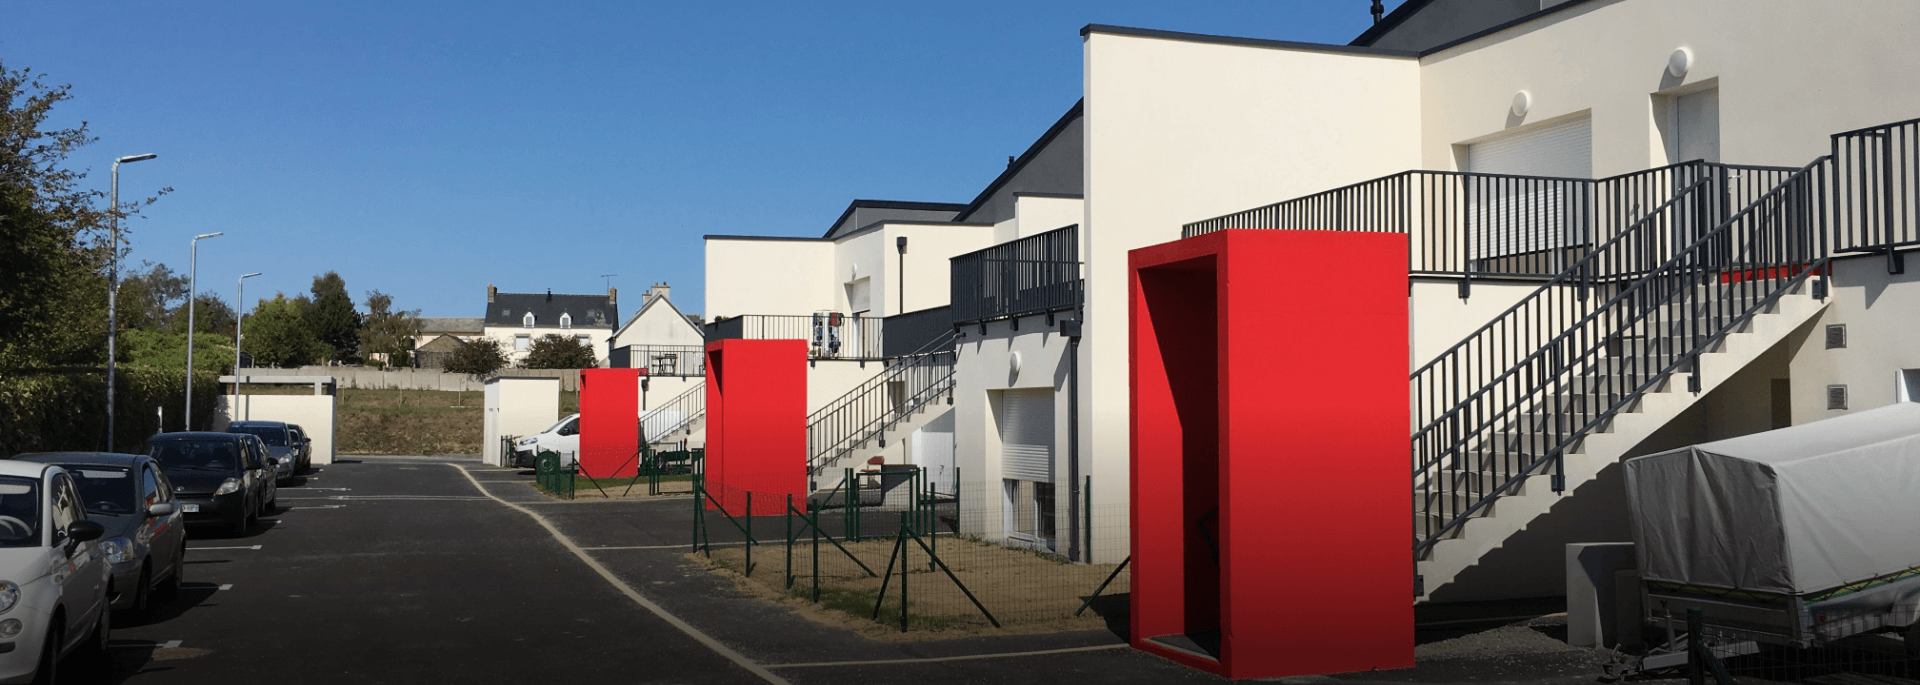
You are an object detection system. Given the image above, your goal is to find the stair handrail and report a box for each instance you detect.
[806,330,957,477]
[641,381,705,442]
[1413,157,1831,555]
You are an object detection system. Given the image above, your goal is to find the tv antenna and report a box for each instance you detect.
[600,274,618,290]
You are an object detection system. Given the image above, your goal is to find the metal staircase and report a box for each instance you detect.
[805,331,957,489]
[641,382,704,446]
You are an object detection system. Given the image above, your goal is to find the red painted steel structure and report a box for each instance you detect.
[1129,229,1413,679]
[704,339,808,517]
[579,368,641,478]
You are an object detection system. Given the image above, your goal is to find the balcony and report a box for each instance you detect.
[704,314,886,360]
[611,344,706,377]
[950,224,1082,327]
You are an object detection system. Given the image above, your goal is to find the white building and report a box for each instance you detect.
[480,285,619,367]
[704,0,1920,602]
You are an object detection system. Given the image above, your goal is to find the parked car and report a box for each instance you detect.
[0,459,111,684]
[143,432,278,536]
[9,453,185,616]
[225,421,298,484]
[511,414,580,468]
[285,425,313,474]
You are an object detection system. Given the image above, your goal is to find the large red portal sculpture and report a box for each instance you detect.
[579,368,640,479]
[705,338,807,517]
[1129,229,1412,679]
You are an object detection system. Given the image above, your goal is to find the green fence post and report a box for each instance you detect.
[1084,475,1092,563]
[955,467,961,540]
[745,491,754,577]
[810,506,821,603]
[900,518,909,633]
[691,478,700,552]
[785,494,794,589]
[1688,607,1704,685]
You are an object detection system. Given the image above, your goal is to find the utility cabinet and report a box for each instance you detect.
[1128,229,1412,679]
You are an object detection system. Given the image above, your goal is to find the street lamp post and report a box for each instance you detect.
[184,232,224,430]
[234,272,262,417]
[106,153,157,451]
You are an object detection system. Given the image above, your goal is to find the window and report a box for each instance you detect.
[560,313,572,330]
[557,418,578,436]
[50,474,78,544]
[574,335,590,347]
[515,335,531,351]
[141,466,164,508]
[0,476,42,547]
[523,312,536,329]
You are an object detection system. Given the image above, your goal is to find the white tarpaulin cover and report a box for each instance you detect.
[1623,403,1920,595]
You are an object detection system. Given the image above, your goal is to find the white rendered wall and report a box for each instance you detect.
[484,325,613,366]
[705,238,837,319]
[952,320,1078,554]
[1081,30,1424,559]
[215,394,339,464]
[1409,279,1544,369]
[1418,0,1920,175]
[483,377,562,465]
[618,300,705,347]
[840,223,995,317]
[1013,195,1084,240]
[806,359,888,414]
[1788,255,1920,424]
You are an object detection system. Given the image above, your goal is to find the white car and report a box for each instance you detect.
[0,460,112,684]
[511,414,580,469]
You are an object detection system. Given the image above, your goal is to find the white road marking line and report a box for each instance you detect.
[450,464,789,685]
[767,644,1130,669]
[191,545,261,551]
[164,640,182,649]
[218,584,233,591]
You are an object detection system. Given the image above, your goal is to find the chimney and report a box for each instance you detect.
[1371,0,1385,24]
[646,282,670,305]
[608,287,617,304]
[487,284,497,303]
[546,288,552,301]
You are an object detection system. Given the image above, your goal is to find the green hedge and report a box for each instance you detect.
[0,366,223,457]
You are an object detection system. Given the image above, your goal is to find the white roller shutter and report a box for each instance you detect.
[999,389,1054,483]
[1467,117,1593,259]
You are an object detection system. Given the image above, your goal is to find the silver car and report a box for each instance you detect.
[226,421,298,484]
[0,460,111,684]
[12,453,186,615]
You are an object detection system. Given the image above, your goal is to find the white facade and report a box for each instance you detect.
[484,324,613,367]
[705,222,997,320]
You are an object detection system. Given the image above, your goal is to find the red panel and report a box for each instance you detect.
[579,369,641,479]
[1130,229,1413,680]
[704,339,808,517]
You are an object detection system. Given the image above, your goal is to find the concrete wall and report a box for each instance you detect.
[243,366,586,392]
[952,318,1079,552]
[1418,0,1920,175]
[484,377,562,465]
[1788,254,1920,423]
[1080,29,1425,552]
[1409,279,1546,368]
[213,394,338,465]
[805,359,888,414]
[705,238,837,319]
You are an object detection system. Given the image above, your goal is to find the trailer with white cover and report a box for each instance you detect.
[1607,403,1920,676]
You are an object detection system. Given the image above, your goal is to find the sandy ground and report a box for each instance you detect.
[688,534,1130,641]
[531,479,692,500]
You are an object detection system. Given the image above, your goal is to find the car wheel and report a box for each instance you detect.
[131,565,151,617]
[267,490,279,513]
[89,602,110,654]
[161,543,183,598]
[30,625,59,685]
[228,509,248,537]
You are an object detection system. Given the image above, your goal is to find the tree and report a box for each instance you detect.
[360,290,420,367]
[520,334,598,369]
[243,294,327,368]
[306,272,361,363]
[0,61,168,369]
[116,261,188,331]
[175,293,237,338]
[443,338,507,377]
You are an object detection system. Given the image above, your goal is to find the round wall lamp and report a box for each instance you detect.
[1668,48,1692,78]
[1511,90,1532,117]
[1009,352,1022,377]
[851,263,859,279]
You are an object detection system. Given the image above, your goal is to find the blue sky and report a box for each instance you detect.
[7,1,1399,319]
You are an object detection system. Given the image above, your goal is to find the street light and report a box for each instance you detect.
[234,272,262,413]
[183,232,223,430]
[106,153,158,450]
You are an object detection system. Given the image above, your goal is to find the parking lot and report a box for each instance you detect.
[72,457,1623,685]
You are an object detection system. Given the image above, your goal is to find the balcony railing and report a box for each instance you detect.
[1832,116,1920,270]
[950,225,1082,326]
[705,313,887,360]
[619,344,706,377]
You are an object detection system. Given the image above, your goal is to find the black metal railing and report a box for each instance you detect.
[1182,162,1792,279]
[951,225,1082,326]
[806,333,957,485]
[1412,157,1831,555]
[642,381,705,444]
[621,344,706,377]
[705,313,887,360]
[880,306,953,358]
[1832,117,1920,267]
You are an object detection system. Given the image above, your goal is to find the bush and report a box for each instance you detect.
[0,366,223,456]
[444,338,507,377]
[520,334,598,369]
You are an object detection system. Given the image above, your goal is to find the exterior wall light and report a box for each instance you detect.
[1511,90,1532,117]
[1009,351,1022,377]
[1668,48,1692,78]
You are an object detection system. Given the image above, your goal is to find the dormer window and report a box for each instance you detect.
[560,313,573,330]
[523,312,536,329]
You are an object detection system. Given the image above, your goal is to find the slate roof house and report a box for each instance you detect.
[481,285,619,366]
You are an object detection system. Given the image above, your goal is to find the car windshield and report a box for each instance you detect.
[543,416,575,434]
[64,466,134,515]
[0,477,41,548]
[148,440,241,472]
[230,425,287,446]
